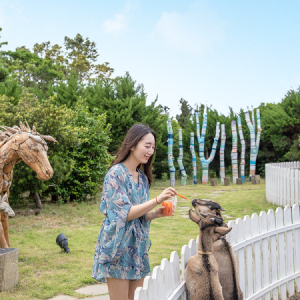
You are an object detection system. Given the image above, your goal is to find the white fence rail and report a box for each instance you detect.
[266,161,300,206]
[135,205,300,300]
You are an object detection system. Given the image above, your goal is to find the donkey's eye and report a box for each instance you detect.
[31,147,39,152]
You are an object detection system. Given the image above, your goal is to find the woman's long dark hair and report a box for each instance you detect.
[110,124,156,187]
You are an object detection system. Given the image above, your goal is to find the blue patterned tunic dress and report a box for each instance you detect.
[92,163,151,282]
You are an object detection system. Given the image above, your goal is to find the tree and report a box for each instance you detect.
[0,28,8,49]
[0,92,85,206]
[261,88,300,163]
[60,100,112,201]
[0,76,23,104]
[84,72,169,178]
[55,69,83,107]
[64,33,114,81]
[0,47,65,98]
[176,98,193,130]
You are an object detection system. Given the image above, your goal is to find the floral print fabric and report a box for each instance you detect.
[92,163,151,282]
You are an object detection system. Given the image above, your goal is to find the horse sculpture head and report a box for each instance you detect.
[0,121,57,181]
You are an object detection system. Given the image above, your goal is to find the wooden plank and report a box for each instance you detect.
[272,166,275,204]
[287,168,290,206]
[144,276,155,300]
[134,287,146,300]
[180,245,190,281]
[295,170,299,206]
[284,206,294,297]
[283,168,287,206]
[267,209,279,300]
[260,211,270,300]
[166,282,186,300]
[276,207,287,300]
[251,213,262,296]
[153,266,166,299]
[247,271,300,300]
[244,215,253,297]
[227,220,236,246]
[236,218,245,296]
[161,258,173,299]
[291,170,295,206]
[292,204,300,293]
[266,164,269,202]
[280,167,283,207]
[275,166,278,205]
[272,167,281,205]
[188,239,197,257]
[170,251,180,290]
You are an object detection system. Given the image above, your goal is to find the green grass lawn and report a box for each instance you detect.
[1,179,279,300]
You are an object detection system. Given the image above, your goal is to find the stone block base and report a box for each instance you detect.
[211,178,217,186]
[224,177,230,186]
[0,248,19,292]
[236,178,243,185]
[251,175,260,184]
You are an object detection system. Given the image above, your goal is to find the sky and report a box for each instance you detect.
[1,0,300,118]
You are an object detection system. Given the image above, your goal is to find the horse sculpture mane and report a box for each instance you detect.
[0,121,57,146]
[0,121,56,248]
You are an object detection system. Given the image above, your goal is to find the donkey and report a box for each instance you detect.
[0,121,56,248]
[192,199,243,300]
[185,210,232,300]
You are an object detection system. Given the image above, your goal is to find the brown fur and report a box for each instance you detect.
[185,210,232,300]
[192,199,243,300]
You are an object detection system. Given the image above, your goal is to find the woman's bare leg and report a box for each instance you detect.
[107,277,130,300]
[128,278,144,300]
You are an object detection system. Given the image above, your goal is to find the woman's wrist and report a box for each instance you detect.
[156,195,163,204]
[155,196,159,205]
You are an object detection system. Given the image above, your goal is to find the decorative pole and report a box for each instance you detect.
[177,129,187,185]
[220,124,226,184]
[245,107,262,179]
[237,116,246,182]
[167,117,175,186]
[198,106,220,184]
[190,132,197,184]
[231,121,238,183]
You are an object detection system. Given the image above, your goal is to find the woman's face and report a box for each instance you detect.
[131,133,156,164]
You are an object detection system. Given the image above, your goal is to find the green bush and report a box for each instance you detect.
[56,99,112,201]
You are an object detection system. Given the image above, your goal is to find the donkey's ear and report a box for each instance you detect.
[189,209,201,224]
[214,226,232,237]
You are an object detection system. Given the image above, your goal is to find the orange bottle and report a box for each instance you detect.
[162,196,177,216]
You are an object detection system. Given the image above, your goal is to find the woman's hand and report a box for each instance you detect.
[157,187,177,204]
[154,205,176,218]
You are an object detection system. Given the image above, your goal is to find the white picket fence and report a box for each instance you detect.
[135,205,300,300]
[266,161,300,206]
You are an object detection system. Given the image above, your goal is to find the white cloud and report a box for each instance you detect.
[102,13,127,35]
[0,1,28,30]
[101,0,139,36]
[151,1,225,55]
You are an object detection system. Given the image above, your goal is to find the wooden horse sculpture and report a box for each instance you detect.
[0,121,57,248]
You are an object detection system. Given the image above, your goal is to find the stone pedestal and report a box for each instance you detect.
[224,177,230,186]
[211,178,217,186]
[236,178,243,185]
[251,175,260,184]
[0,248,19,292]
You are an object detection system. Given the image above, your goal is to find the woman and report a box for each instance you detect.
[92,123,177,300]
